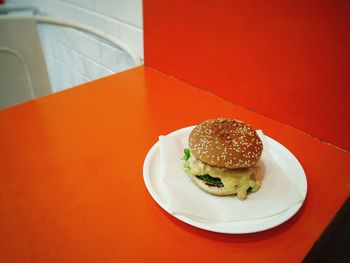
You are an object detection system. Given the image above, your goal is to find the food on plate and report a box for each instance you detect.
[183,118,263,200]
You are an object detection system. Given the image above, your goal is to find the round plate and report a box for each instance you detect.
[143,127,307,234]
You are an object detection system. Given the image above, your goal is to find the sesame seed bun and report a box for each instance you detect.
[189,118,263,169]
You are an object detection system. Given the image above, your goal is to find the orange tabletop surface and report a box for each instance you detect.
[0,66,349,263]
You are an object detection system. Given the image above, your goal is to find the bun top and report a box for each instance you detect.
[189,118,263,169]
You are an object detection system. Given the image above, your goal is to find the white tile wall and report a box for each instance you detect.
[55,60,74,84]
[57,45,85,74]
[40,35,55,59]
[64,0,95,10]
[6,0,143,93]
[100,41,134,72]
[120,25,143,58]
[94,0,143,28]
[46,1,76,21]
[45,57,56,75]
[49,74,63,92]
[84,57,114,80]
[73,71,90,86]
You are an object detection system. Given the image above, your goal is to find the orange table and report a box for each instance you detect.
[0,66,349,262]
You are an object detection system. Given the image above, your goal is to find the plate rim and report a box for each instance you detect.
[143,126,307,234]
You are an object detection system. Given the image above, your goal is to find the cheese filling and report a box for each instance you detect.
[183,152,260,200]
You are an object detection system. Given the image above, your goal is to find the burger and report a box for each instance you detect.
[183,118,263,200]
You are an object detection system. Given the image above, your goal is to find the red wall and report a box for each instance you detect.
[144,0,350,151]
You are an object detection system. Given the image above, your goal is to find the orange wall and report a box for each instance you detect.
[144,0,350,151]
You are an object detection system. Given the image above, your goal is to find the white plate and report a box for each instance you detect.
[143,127,307,234]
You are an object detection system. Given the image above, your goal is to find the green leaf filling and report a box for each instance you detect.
[196,174,224,187]
[183,148,191,160]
